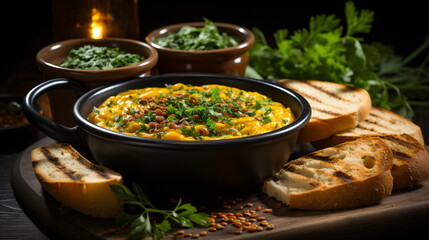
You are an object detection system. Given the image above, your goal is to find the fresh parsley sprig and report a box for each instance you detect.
[110,183,210,240]
[247,1,420,119]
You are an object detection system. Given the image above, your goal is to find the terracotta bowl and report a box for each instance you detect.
[145,22,254,76]
[36,38,158,126]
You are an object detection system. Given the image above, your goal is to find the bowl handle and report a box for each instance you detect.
[22,78,86,146]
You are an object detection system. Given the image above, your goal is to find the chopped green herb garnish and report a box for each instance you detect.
[92,106,99,115]
[88,83,294,140]
[60,45,145,70]
[154,18,240,51]
[259,116,272,123]
[113,115,126,132]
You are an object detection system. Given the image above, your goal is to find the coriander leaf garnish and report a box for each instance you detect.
[110,183,209,240]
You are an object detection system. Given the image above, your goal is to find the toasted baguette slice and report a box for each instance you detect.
[313,106,425,148]
[263,137,393,210]
[378,134,429,190]
[316,133,429,190]
[277,79,372,144]
[31,143,123,218]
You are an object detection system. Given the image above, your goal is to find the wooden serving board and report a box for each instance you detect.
[11,137,429,240]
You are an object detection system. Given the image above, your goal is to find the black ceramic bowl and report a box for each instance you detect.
[23,73,311,194]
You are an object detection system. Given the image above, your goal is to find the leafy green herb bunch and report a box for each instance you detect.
[247,1,429,119]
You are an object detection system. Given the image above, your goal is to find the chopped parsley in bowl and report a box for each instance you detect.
[145,20,255,76]
[60,45,146,70]
[153,18,240,51]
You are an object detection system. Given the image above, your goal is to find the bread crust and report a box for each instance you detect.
[276,79,372,143]
[297,112,358,145]
[383,134,429,190]
[288,170,393,210]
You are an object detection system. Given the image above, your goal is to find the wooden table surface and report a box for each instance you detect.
[2,137,429,239]
[0,135,50,239]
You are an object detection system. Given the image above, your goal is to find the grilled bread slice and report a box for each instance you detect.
[263,137,393,210]
[276,79,372,143]
[378,134,429,190]
[31,143,123,218]
[315,132,429,190]
[312,106,425,148]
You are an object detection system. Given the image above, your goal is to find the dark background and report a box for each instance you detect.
[0,2,427,239]
[1,0,427,91]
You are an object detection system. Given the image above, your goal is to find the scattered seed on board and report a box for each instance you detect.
[263,208,273,213]
[274,203,283,208]
[177,198,277,238]
[266,224,275,230]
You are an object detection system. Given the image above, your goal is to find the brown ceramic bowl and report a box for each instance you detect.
[36,37,158,126]
[145,21,254,76]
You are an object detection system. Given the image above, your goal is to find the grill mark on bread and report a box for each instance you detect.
[368,111,387,120]
[357,117,396,133]
[284,163,353,183]
[283,164,296,172]
[309,182,320,187]
[40,147,81,181]
[32,170,45,184]
[305,152,337,162]
[333,171,354,182]
[379,135,415,148]
[285,85,342,112]
[314,108,341,116]
[304,81,354,103]
[391,150,412,160]
[63,144,111,179]
[379,135,415,160]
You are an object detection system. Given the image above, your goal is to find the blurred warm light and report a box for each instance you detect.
[90,8,104,39]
